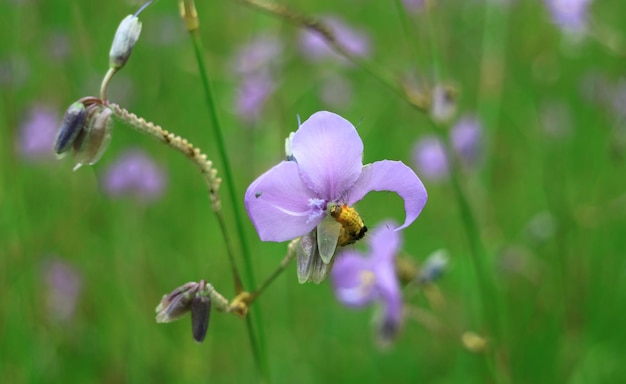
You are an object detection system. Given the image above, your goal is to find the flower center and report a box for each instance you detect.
[306,198,327,223]
[329,204,368,246]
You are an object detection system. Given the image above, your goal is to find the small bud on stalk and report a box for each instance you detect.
[109,15,143,70]
[54,102,86,155]
[191,280,211,343]
[155,280,213,343]
[101,1,152,101]
[54,98,113,171]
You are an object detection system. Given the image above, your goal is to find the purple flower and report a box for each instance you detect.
[545,0,592,35]
[299,17,371,63]
[451,116,484,166]
[245,111,427,281]
[232,34,283,76]
[17,105,60,160]
[412,115,484,181]
[412,136,449,181]
[235,71,276,125]
[42,258,82,323]
[331,220,403,343]
[102,149,166,201]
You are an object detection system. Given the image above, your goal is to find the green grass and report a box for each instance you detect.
[2,0,626,382]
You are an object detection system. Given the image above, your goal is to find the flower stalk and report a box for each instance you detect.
[179,0,269,381]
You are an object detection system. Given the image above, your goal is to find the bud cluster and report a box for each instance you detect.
[155,280,212,343]
[54,98,113,171]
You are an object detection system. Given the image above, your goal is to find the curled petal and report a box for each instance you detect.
[291,111,363,200]
[245,161,322,242]
[347,160,427,230]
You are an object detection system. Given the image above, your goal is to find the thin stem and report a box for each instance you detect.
[180,1,269,381]
[100,67,117,102]
[248,239,299,303]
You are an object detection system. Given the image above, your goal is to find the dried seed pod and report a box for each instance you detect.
[54,102,86,156]
[72,106,114,171]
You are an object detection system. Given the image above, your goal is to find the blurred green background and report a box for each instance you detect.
[2,0,626,382]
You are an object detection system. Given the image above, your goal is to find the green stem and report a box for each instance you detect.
[249,239,299,303]
[184,9,269,382]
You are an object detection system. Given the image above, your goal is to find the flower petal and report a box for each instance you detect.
[346,160,427,230]
[367,220,402,263]
[245,161,322,241]
[291,111,363,201]
[375,263,403,342]
[331,251,376,307]
[297,230,317,284]
[317,214,341,264]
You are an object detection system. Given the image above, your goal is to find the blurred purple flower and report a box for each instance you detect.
[102,149,166,201]
[545,0,592,34]
[17,105,59,160]
[299,17,371,63]
[235,71,276,125]
[412,115,484,181]
[42,258,82,323]
[231,35,283,125]
[232,34,283,75]
[412,136,449,181]
[245,111,427,269]
[451,116,484,166]
[331,220,403,343]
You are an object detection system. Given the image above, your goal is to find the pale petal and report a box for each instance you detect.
[290,111,363,200]
[245,161,322,242]
[297,230,317,284]
[309,252,335,284]
[317,214,341,264]
[346,160,427,230]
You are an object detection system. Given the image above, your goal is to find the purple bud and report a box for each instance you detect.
[191,281,211,343]
[54,102,86,155]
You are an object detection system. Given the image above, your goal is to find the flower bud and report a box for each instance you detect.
[109,15,142,69]
[72,106,113,171]
[191,281,211,343]
[54,102,86,156]
[418,249,449,285]
[430,85,457,124]
[155,282,199,323]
